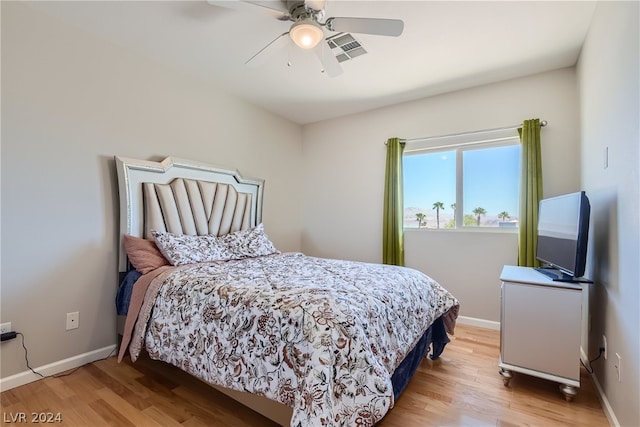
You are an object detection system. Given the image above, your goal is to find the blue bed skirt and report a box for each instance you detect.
[391,316,449,400]
[116,270,141,316]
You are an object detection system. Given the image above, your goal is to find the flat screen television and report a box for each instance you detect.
[535,191,591,282]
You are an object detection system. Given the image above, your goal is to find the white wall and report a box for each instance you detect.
[302,68,581,322]
[1,3,302,379]
[577,2,639,426]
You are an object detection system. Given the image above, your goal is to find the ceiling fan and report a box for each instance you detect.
[207,0,404,77]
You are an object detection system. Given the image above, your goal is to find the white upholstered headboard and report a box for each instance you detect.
[114,156,264,272]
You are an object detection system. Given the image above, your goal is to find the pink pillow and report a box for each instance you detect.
[123,234,169,274]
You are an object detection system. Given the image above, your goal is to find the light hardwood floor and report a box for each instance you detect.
[1,324,609,426]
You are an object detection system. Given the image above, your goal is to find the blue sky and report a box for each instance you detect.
[403,145,521,217]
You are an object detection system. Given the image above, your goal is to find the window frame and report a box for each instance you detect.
[403,129,521,231]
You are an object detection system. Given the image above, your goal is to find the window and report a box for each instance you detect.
[403,131,521,229]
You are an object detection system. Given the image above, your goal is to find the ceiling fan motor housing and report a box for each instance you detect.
[287,0,324,22]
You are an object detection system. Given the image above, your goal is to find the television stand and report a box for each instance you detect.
[499,265,583,401]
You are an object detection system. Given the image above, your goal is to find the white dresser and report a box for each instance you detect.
[499,265,583,401]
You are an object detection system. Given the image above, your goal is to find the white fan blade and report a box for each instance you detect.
[326,17,404,37]
[245,32,290,67]
[314,41,342,78]
[207,0,290,20]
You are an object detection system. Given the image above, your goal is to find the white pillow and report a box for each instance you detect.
[220,223,280,259]
[152,230,233,266]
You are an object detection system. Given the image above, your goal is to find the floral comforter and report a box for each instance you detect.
[127,252,459,426]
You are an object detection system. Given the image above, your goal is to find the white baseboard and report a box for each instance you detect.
[0,344,117,392]
[456,315,500,330]
[589,370,619,427]
[580,346,589,366]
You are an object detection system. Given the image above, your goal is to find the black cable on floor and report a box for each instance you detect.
[14,332,116,380]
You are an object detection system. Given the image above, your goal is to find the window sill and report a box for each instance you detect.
[404,227,518,234]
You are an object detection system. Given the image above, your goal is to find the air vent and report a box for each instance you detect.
[326,33,367,63]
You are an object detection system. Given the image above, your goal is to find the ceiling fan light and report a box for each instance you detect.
[290,21,324,49]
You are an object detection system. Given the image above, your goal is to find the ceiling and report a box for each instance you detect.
[26,1,597,125]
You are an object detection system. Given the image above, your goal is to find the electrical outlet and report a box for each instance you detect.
[602,335,608,360]
[66,312,79,330]
[615,353,622,382]
[0,322,12,334]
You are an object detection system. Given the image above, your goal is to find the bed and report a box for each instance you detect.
[114,155,459,426]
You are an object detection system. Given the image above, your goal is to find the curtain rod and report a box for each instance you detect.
[387,120,548,145]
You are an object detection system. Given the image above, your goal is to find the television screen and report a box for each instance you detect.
[536,191,590,280]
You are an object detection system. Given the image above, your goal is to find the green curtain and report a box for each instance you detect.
[518,119,543,267]
[382,137,405,266]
